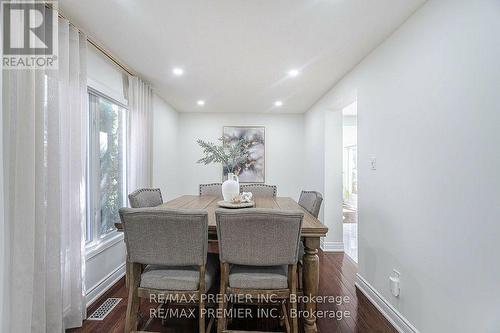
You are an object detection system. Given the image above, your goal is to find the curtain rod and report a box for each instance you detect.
[85,38,135,76]
[50,4,136,76]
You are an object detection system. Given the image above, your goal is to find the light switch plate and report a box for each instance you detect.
[370,156,377,170]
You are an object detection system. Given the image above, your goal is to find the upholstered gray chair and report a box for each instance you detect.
[199,183,222,196]
[120,208,217,333]
[240,184,277,197]
[298,190,323,218]
[128,188,163,208]
[297,191,322,290]
[216,208,303,333]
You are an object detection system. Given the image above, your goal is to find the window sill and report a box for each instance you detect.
[85,231,124,260]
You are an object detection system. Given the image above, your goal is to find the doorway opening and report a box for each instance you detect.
[342,101,358,262]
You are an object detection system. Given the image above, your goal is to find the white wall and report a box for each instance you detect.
[322,110,344,250]
[304,108,326,197]
[152,94,180,200]
[175,113,305,198]
[303,0,500,331]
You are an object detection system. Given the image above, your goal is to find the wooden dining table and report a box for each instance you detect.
[119,195,328,333]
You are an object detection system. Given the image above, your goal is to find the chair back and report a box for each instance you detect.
[128,188,163,208]
[120,208,208,266]
[240,184,277,197]
[216,208,303,266]
[298,191,323,218]
[199,183,222,196]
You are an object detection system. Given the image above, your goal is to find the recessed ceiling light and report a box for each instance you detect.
[288,69,300,77]
[172,67,184,76]
[197,100,205,106]
[274,100,283,107]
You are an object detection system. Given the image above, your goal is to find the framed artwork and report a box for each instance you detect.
[222,126,265,183]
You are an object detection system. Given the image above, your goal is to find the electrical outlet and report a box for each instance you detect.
[390,270,400,297]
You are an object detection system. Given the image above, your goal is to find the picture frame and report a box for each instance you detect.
[222,126,265,183]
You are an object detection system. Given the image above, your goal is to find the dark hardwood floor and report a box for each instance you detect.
[68,252,397,333]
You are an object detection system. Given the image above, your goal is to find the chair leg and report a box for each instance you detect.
[291,264,298,333]
[217,263,229,333]
[291,297,298,333]
[199,265,206,333]
[125,263,141,333]
[298,261,303,291]
[161,302,168,327]
[125,260,130,289]
[287,264,298,333]
[199,296,206,333]
[281,301,291,333]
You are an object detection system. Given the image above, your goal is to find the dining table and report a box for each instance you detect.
[118,194,328,333]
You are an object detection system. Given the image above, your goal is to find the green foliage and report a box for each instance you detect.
[99,98,125,235]
[196,137,249,173]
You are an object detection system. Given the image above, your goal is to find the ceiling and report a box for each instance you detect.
[59,0,424,113]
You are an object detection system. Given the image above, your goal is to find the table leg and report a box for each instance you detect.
[303,237,320,333]
[125,260,130,289]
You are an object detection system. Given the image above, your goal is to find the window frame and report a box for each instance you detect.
[86,87,128,250]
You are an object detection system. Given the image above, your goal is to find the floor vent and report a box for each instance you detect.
[87,298,122,321]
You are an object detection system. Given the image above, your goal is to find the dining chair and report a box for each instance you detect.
[298,190,323,218]
[128,188,163,208]
[297,191,323,290]
[199,183,223,196]
[240,184,277,197]
[120,208,217,333]
[124,188,164,289]
[215,208,303,333]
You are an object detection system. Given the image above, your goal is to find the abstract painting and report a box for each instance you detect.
[223,126,265,183]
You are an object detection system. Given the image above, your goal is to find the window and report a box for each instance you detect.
[86,89,127,244]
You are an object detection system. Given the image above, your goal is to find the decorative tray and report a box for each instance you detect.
[217,200,255,209]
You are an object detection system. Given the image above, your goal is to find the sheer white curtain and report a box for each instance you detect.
[1,16,87,332]
[0,13,5,333]
[127,76,153,192]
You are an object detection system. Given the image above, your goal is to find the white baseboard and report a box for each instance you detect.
[320,240,344,252]
[355,274,419,333]
[85,262,125,308]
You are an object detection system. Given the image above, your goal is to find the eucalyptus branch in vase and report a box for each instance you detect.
[196,137,251,202]
[196,137,249,175]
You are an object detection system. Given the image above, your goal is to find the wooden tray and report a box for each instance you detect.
[217,200,255,209]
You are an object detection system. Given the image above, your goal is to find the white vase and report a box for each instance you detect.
[222,173,240,202]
